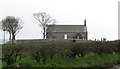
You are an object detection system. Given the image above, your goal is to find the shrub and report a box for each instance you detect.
[2,44,22,65]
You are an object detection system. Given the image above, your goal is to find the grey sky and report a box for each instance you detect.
[0,0,119,40]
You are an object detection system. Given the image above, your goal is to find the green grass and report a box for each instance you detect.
[0,60,2,68]
[2,44,16,46]
[1,40,119,68]
[2,52,119,67]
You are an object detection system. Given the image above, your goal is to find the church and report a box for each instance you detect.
[46,19,88,40]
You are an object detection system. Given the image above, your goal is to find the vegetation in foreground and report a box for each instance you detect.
[1,40,120,68]
[0,60,2,68]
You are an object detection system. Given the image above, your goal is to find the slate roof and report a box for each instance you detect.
[47,25,87,33]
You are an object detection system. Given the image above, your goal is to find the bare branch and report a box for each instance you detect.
[33,12,56,39]
[0,16,23,42]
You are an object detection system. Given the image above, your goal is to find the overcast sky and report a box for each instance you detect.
[0,0,119,41]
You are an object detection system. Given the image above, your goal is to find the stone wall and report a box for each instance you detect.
[46,32,87,39]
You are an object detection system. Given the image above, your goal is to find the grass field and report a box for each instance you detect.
[1,39,120,68]
[2,52,119,67]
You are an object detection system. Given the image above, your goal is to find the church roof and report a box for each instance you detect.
[47,25,87,33]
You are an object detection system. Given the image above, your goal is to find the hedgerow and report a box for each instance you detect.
[2,40,119,66]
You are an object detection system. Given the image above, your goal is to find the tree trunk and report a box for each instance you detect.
[43,27,45,39]
[12,33,15,43]
[9,34,11,41]
[8,32,11,41]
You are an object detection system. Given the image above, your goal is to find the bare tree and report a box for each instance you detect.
[33,12,56,39]
[0,16,23,43]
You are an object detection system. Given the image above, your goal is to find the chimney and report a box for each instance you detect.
[84,19,86,26]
